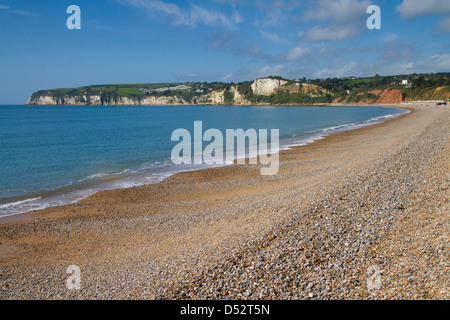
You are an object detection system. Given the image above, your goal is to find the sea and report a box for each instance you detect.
[0,105,408,217]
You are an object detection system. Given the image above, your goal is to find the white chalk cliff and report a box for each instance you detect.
[251,78,289,96]
[26,78,328,106]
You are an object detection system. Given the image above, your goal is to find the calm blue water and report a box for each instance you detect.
[0,105,407,216]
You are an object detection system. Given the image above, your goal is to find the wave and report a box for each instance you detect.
[0,197,42,210]
[282,108,409,149]
[0,108,409,218]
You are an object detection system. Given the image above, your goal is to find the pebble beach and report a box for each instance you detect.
[0,103,448,300]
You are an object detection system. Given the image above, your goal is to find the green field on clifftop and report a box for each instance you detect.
[28,73,450,105]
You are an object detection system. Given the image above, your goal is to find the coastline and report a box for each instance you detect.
[0,102,448,299]
[0,103,408,220]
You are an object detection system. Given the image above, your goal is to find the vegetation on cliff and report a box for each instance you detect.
[28,73,449,105]
[310,73,450,103]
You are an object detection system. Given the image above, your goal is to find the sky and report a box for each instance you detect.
[0,0,449,104]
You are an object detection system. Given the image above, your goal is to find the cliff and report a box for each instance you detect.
[251,78,289,96]
[251,78,327,96]
[334,86,450,104]
[26,73,450,106]
[26,77,329,106]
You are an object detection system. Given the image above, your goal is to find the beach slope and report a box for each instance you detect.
[0,103,448,299]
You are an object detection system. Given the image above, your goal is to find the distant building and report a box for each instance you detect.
[402,80,409,85]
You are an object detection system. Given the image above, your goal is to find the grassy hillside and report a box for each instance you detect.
[28,73,450,105]
[309,73,450,103]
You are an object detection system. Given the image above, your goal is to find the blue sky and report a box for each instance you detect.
[0,0,449,104]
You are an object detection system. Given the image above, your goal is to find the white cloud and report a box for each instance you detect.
[232,9,243,24]
[314,53,450,79]
[382,33,401,43]
[396,0,450,19]
[13,9,34,16]
[254,0,293,11]
[260,30,288,43]
[0,5,34,16]
[256,64,288,78]
[190,4,238,28]
[220,73,233,81]
[401,53,450,73]
[301,25,360,42]
[315,61,360,78]
[299,0,371,42]
[302,0,371,23]
[122,0,242,28]
[254,9,286,28]
[212,0,248,4]
[253,0,302,28]
[381,42,418,62]
[376,54,450,75]
[436,16,450,33]
[208,31,269,60]
[124,0,184,23]
[283,46,312,61]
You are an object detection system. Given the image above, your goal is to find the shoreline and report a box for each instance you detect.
[1,102,447,300]
[21,101,447,107]
[0,103,409,223]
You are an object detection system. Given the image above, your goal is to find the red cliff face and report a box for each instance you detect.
[372,89,405,103]
[334,88,406,104]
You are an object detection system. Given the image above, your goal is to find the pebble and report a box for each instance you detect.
[0,104,448,300]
